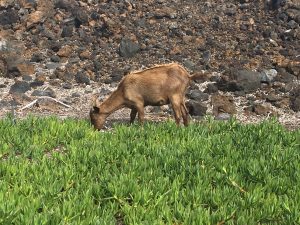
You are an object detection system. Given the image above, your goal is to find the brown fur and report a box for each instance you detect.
[90,63,208,130]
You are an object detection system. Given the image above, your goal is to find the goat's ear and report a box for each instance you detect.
[93,106,100,113]
[91,95,100,105]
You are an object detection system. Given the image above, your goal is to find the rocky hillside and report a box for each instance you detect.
[0,0,299,129]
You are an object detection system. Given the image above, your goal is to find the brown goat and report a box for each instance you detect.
[90,63,207,130]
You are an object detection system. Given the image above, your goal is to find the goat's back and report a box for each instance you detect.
[120,63,190,105]
[123,63,189,89]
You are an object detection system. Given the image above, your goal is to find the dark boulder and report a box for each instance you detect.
[9,81,31,94]
[119,38,140,58]
[186,100,207,116]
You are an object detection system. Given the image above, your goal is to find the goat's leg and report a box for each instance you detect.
[133,102,145,125]
[129,108,137,123]
[181,102,189,126]
[170,95,182,125]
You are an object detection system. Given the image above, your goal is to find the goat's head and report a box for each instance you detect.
[90,97,106,130]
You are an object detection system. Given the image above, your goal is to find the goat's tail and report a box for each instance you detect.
[189,72,210,81]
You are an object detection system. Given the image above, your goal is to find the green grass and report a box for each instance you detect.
[0,116,299,225]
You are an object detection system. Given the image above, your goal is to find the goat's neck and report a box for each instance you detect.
[100,90,125,115]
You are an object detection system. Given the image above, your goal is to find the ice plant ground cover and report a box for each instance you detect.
[0,116,299,225]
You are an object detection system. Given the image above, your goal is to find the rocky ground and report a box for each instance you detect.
[0,0,299,130]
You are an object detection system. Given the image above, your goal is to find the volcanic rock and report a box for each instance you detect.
[290,85,300,112]
[216,69,262,93]
[187,89,209,102]
[211,94,236,116]
[186,100,207,116]
[9,80,31,94]
[31,88,56,98]
[119,38,140,58]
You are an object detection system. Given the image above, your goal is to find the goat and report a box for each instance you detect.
[90,63,208,130]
